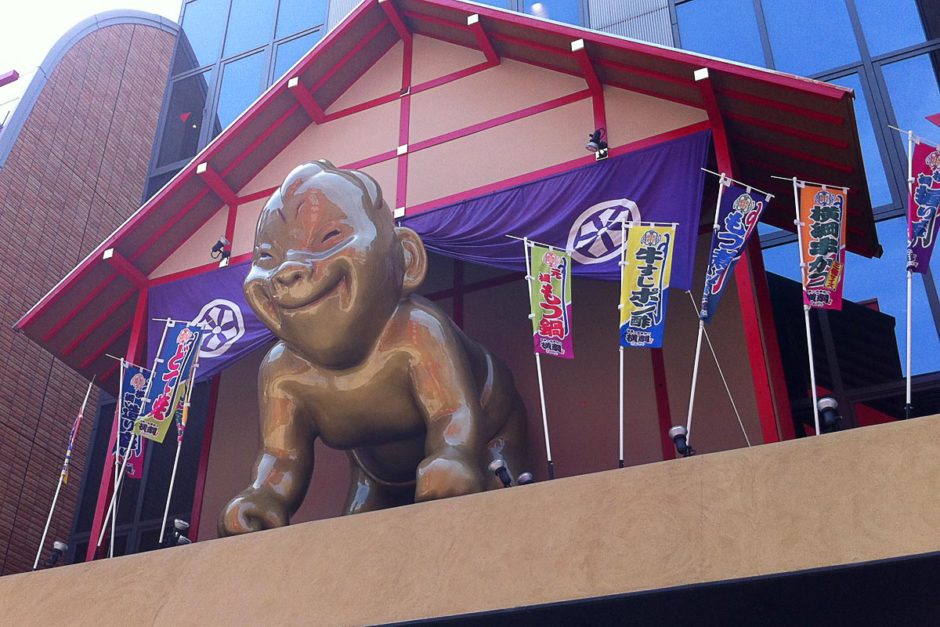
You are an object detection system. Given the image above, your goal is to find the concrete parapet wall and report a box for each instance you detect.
[2,416,939,624]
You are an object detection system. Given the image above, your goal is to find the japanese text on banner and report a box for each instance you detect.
[135,323,202,444]
[908,142,940,273]
[529,244,574,359]
[117,362,150,477]
[700,184,766,322]
[800,185,847,310]
[620,225,675,348]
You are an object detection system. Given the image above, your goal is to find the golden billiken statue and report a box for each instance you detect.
[219,161,528,535]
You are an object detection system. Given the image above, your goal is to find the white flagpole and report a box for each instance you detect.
[158,350,202,544]
[905,129,915,419]
[686,175,729,445]
[109,359,125,559]
[618,217,627,468]
[97,321,174,548]
[524,238,555,479]
[34,377,95,570]
[792,178,821,435]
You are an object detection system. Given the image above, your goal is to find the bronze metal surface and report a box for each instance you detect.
[219,161,528,535]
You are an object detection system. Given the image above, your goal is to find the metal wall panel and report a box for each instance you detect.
[328,0,364,31]
[588,0,676,47]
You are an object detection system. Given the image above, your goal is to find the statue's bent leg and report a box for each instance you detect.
[343,451,415,515]
[485,393,529,488]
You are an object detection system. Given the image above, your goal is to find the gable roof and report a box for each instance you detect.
[14,0,879,388]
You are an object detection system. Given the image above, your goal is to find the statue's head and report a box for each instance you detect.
[245,160,427,367]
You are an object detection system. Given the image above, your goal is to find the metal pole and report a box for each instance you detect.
[686,321,705,442]
[524,238,554,479]
[618,216,627,469]
[906,129,915,419]
[791,177,821,434]
[34,378,95,569]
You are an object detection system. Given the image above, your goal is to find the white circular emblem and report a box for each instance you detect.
[192,299,245,358]
[566,199,641,265]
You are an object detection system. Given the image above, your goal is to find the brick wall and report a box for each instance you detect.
[0,22,175,575]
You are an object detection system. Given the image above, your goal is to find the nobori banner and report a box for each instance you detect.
[529,244,574,359]
[799,185,847,310]
[405,130,709,290]
[117,361,149,477]
[907,141,940,273]
[136,322,201,444]
[620,224,676,348]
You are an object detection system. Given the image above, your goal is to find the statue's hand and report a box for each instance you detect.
[218,488,289,536]
[415,454,485,501]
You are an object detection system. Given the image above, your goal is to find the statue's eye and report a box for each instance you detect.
[322,229,341,243]
[258,251,273,260]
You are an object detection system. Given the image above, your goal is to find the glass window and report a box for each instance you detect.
[174,0,228,74]
[273,31,322,82]
[855,0,928,57]
[831,73,892,208]
[224,0,277,58]
[524,0,581,25]
[676,0,765,67]
[763,217,940,375]
[216,52,267,129]
[762,0,859,75]
[157,70,215,167]
[881,51,940,143]
[276,0,328,39]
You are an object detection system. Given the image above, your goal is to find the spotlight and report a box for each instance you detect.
[488,459,513,487]
[668,425,695,457]
[210,236,231,267]
[817,397,842,434]
[45,540,68,567]
[586,128,608,160]
[169,518,191,546]
[516,472,534,485]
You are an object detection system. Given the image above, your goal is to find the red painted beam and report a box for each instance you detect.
[80,319,132,369]
[86,287,148,563]
[189,374,221,542]
[197,162,240,208]
[724,111,848,149]
[222,103,300,177]
[309,21,387,94]
[467,14,498,65]
[570,39,605,133]
[131,190,211,262]
[696,67,785,444]
[287,77,326,124]
[103,248,147,289]
[380,0,412,44]
[594,57,690,87]
[42,275,117,341]
[651,348,676,461]
[717,87,845,126]
[734,133,854,173]
[61,289,135,357]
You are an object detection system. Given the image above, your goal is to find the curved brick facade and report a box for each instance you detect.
[0,17,176,575]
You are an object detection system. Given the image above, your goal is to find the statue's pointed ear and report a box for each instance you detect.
[396,227,427,295]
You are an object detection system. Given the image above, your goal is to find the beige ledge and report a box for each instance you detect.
[2,415,939,625]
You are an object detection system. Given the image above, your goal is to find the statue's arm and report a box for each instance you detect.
[219,355,316,536]
[408,310,486,501]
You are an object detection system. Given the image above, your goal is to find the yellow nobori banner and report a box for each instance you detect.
[619,224,675,348]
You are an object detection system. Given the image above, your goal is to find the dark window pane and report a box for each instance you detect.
[145,169,181,201]
[882,51,940,143]
[157,70,214,168]
[831,73,892,208]
[763,217,940,375]
[216,52,267,129]
[855,0,928,57]
[174,0,228,74]
[524,0,581,25]
[276,0,328,39]
[762,0,859,75]
[676,0,765,67]
[224,0,277,57]
[273,31,322,82]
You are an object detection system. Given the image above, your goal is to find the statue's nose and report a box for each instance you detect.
[273,262,310,289]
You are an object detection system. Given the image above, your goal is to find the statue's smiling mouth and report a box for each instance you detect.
[276,273,345,311]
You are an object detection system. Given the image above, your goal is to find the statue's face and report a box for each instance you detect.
[245,174,403,367]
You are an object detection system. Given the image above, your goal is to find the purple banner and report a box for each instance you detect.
[907,141,940,273]
[149,262,274,381]
[404,130,710,290]
[700,182,767,323]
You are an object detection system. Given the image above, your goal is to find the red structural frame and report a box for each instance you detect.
[67,0,838,561]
